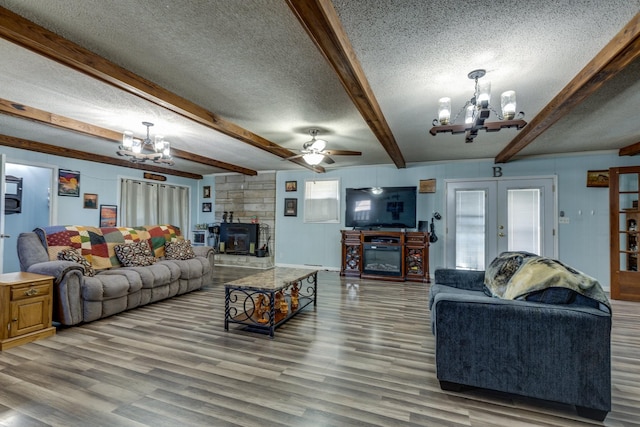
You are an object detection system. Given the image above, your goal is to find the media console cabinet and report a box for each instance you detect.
[340,230,430,283]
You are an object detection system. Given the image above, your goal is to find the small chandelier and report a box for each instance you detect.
[430,69,527,143]
[116,121,174,165]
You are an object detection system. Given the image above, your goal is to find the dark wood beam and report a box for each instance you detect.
[286,0,406,169]
[619,140,640,156]
[0,6,323,173]
[496,12,640,163]
[0,98,258,176]
[0,134,203,180]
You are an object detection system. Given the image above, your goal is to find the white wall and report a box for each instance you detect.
[272,152,640,288]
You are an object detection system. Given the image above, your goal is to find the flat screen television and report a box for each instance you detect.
[345,186,417,229]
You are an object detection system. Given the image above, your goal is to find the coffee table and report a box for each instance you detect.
[224,267,318,338]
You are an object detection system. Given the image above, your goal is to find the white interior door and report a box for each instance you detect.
[445,177,556,270]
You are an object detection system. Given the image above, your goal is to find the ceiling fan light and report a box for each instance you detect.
[303,152,324,165]
[438,97,451,125]
[122,131,134,149]
[501,90,516,120]
[311,139,327,152]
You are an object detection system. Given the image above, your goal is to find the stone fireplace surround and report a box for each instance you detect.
[214,173,275,269]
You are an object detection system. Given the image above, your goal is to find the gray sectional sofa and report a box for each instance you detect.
[17,225,214,326]
[429,252,612,421]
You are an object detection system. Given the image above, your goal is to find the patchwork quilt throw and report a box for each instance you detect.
[484,251,610,310]
[35,225,182,269]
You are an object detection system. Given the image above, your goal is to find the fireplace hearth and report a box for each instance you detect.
[219,223,259,255]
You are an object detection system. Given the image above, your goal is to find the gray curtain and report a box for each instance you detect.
[120,179,189,231]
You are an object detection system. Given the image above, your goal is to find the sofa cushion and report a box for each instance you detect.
[57,248,95,277]
[165,240,196,260]
[114,241,156,267]
[83,270,143,301]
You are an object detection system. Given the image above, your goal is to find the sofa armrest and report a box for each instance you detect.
[434,268,485,291]
[432,293,611,413]
[192,245,214,259]
[26,260,85,325]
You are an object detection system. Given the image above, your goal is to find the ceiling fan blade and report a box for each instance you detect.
[323,155,335,164]
[283,153,304,160]
[323,149,361,156]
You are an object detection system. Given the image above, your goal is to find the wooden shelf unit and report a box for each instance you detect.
[340,230,430,283]
[0,272,56,350]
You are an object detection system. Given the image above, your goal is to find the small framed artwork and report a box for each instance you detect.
[203,185,211,199]
[285,180,297,192]
[284,198,297,216]
[586,170,609,188]
[202,202,212,212]
[99,205,118,227]
[83,193,98,209]
[58,169,80,197]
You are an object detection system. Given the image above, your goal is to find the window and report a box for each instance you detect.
[304,179,339,223]
[120,178,190,232]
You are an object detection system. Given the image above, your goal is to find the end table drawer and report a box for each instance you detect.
[11,283,51,301]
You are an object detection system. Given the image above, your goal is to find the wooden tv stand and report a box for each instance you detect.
[340,230,430,283]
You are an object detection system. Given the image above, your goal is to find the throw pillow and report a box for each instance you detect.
[57,248,95,277]
[114,241,157,267]
[165,240,196,260]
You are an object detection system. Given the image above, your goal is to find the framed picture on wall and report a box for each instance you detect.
[202,202,212,212]
[83,193,98,209]
[284,198,297,216]
[285,181,297,192]
[99,205,117,227]
[586,170,609,187]
[203,185,211,198]
[58,169,80,197]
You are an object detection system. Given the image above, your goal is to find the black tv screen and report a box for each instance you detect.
[345,186,417,229]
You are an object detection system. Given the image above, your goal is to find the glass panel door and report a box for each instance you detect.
[610,167,640,300]
[446,177,556,270]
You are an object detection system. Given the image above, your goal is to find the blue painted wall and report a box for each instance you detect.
[273,152,640,289]
[1,146,202,272]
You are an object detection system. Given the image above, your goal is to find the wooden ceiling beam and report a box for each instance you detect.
[496,12,640,163]
[0,98,258,176]
[0,6,323,173]
[619,140,640,156]
[0,133,203,180]
[286,0,406,169]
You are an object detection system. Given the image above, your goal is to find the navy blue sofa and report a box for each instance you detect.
[429,268,611,421]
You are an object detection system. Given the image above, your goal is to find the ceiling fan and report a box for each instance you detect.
[286,129,362,165]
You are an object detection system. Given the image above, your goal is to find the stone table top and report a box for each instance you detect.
[225,267,318,291]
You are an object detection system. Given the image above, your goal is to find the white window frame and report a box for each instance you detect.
[304,179,340,223]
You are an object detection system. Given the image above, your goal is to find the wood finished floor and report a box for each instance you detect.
[0,267,638,427]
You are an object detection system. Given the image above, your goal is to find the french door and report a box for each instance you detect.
[445,177,556,270]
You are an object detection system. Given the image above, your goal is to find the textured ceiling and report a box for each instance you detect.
[0,1,638,177]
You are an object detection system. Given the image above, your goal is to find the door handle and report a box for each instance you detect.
[0,234,10,238]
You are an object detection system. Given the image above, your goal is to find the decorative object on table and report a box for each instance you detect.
[430,69,527,143]
[285,180,297,192]
[229,211,234,223]
[222,211,228,223]
[419,179,436,193]
[203,185,211,198]
[58,169,80,197]
[99,204,117,227]
[116,121,174,165]
[202,202,212,212]
[284,129,361,166]
[83,193,98,209]
[284,198,297,216]
[586,170,609,187]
